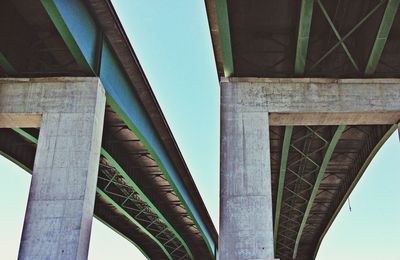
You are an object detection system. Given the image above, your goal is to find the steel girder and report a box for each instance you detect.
[7,128,188,258]
[293,0,399,76]
[5,125,194,259]
[0,0,216,257]
[365,0,400,74]
[275,126,345,259]
[215,0,234,77]
[272,124,395,260]
[311,124,397,258]
[38,0,216,254]
[294,0,314,75]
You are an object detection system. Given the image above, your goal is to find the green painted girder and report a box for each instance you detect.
[311,1,385,71]
[11,128,192,259]
[0,52,16,75]
[294,0,315,75]
[292,125,346,259]
[97,189,173,260]
[40,1,216,254]
[40,0,93,73]
[215,0,234,77]
[317,0,360,72]
[312,124,397,259]
[273,126,293,250]
[365,0,400,74]
[100,149,193,259]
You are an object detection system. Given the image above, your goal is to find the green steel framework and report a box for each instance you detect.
[1,43,187,258]
[10,128,193,259]
[38,1,215,255]
[293,0,399,75]
[0,0,216,257]
[275,126,346,259]
[215,0,234,77]
[365,0,400,74]
[273,125,293,250]
[311,124,398,258]
[294,0,314,75]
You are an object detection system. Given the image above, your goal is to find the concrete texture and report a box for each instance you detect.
[0,77,105,260]
[0,113,41,128]
[220,108,275,259]
[221,77,400,125]
[219,77,400,260]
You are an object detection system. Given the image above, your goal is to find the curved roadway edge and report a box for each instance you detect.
[312,124,397,258]
[100,148,194,259]
[96,189,173,260]
[39,0,217,255]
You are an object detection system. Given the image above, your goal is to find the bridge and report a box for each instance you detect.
[0,0,217,259]
[205,0,400,259]
[1,0,400,260]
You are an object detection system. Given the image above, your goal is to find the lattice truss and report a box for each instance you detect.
[98,156,190,259]
[276,126,338,259]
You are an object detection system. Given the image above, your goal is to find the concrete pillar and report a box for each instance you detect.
[220,82,275,259]
[0,78,106,260]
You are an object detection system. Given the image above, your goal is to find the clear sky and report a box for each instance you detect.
[0,1,399,259]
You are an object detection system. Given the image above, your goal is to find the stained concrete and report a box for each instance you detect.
[0,77,105,260]
[220,109,275,259]
[219,77,400,260]
[221,77,400,125]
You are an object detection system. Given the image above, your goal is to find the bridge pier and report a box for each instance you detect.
[219,77,400,260]
[0,78,105,260]
[220,85,275,259]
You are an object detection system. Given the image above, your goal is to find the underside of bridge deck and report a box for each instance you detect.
[206,0,400,78]
[206,1,400,259]
[0,0,217,259]
[0,101,212,259]
[270,124,395,259]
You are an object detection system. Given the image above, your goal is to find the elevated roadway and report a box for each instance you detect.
[205,0,400,259]
[0,0,217,259]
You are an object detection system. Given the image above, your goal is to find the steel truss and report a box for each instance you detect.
[275,126,344,259]
[97,156,191,260]
[295,0,399,75]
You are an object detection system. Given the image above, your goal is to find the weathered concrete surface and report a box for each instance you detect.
[0,113,41,128]
[219,77,400,260]
[0,78,105,260]
[222,78,400,125]
[220,108,275,260]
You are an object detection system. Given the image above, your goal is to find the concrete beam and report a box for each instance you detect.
[0,77,105,260]
[221,78,400,125]
[0,113,41,128]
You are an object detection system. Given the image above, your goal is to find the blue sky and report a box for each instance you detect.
[0,1,399,259]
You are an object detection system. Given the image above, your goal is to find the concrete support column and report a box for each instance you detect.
[220,82,275,260]
[0,78,106,260]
